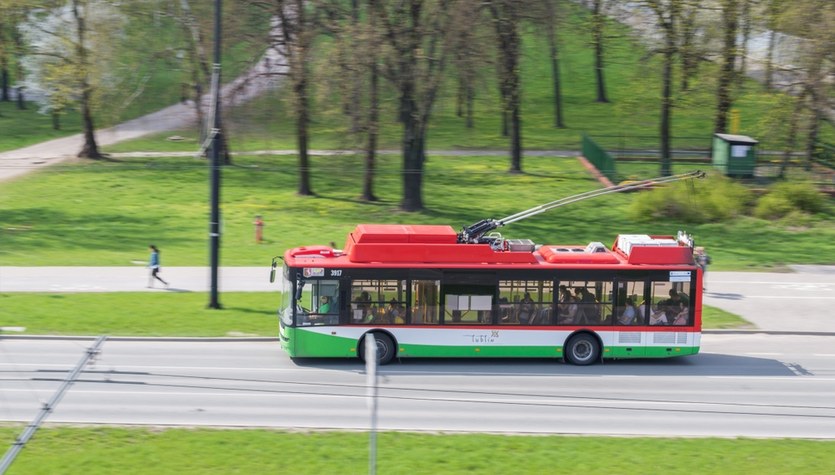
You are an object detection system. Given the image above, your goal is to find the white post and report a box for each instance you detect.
[365,335,378,475]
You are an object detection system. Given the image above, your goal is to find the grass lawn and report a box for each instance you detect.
[0,427,832,475]
[1,154,833,269]
[0,101,83,152]
[0,293,748,336]
[0,292,277,337]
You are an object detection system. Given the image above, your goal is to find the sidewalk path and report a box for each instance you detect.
[0,32,287,184]
[3,266,834,333]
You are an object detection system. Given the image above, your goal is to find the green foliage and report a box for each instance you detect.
[753,181,826,220]
[628,174,753,224]
[2,427,833,475]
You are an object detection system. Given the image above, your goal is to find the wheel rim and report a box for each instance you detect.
[375,339,389,360]
[572,340,592,362]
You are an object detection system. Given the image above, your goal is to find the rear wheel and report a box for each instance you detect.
[564,333,600,366]
[359,333,396,365]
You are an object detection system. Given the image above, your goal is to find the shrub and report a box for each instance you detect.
[628,173,752,223]
[753,181,825,219]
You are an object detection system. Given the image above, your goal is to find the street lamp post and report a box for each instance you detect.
[208,0,223,309]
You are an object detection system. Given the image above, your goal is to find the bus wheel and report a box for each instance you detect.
[565,334,600,366]
[360,333,396,365]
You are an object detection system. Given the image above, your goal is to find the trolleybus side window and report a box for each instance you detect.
[498,280,554,325]
[411,280,440,324]
[557,280,613,325]
[350,279,407,324]
[296,279,340,326]
[615,280,647,325]
[649,280,693,325]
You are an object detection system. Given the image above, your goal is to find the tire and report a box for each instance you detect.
[564,333,600,366]
[359,333,396,365]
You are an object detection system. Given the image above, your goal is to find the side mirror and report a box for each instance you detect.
[268,256,281,283]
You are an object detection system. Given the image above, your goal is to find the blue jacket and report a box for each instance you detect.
[149,251,160,268]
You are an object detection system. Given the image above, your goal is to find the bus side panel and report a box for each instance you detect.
[642,330,700,358]
[292,327,359,357]
[606,330,646,358]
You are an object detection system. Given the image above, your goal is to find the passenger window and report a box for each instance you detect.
[498,280,554,325]
[615,280,645,325]
[649,280,691,325]
[557,280,613,325]
[350,279,406,324]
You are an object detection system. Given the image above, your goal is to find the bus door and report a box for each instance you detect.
[613,277,649,358]
[441,272,496,324]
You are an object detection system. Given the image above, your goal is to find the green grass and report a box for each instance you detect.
[1,154,833,269]
[701,305,752,329]
[0,101,83,152]
[0,427,832,475]
[0,293,747,336]
[0,292,276,337]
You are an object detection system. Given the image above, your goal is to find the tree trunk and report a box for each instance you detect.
[659,18,675,177]
[72,0,104,160]
[737,0,751,88]
[78,86,103,159]
[765,28,775,90]
[510,95,522,173]
[1,59,9,102]
[544,2,565,129]
[362,50,379,202]
[778,96,804,179]
[400,95,424,212]
[15,86,25,109]
[804,104,822,171]
[52,111,61,130]
[466,86,474,128]
[592,0,609,103]
[294,72,313,196]
[714,0,738,134]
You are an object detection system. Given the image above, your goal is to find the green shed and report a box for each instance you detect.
[712,134,758,177]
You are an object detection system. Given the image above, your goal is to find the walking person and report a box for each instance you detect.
[147,244,169,288]
[694,246,711,292]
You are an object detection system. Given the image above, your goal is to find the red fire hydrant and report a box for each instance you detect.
[253,215,264,244]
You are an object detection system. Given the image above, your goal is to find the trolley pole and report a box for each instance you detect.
[365,337,378,475]
[208,0,223,309]
[0,336,107,474]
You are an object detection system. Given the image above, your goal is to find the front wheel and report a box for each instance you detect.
[564,334,600,366]
[359,333,396,365]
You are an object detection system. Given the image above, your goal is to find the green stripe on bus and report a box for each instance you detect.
[284,328,699,360]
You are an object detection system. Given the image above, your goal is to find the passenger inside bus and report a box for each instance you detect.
[618,297,638,325]
[649,306,669,325]
[387,298,405,324]
[673,302,689,325]
[518,292,536,324]
[558,293,579,324]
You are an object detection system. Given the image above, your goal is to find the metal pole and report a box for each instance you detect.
[365,336,378,475]
[208,0,223,309]
[0,336,107,474]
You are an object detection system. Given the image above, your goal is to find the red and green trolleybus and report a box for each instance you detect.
[271,173,704,365]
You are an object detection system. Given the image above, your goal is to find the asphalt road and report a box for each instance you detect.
[1,335,834,438]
